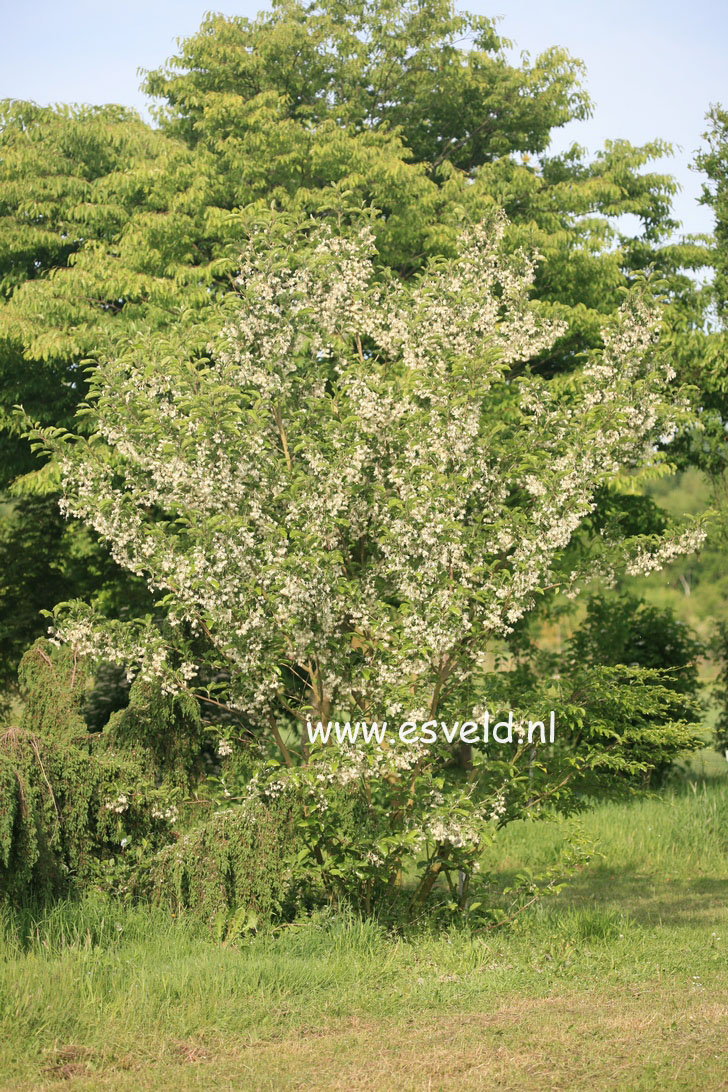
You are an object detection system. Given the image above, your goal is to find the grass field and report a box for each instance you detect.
[2,761,727,1091]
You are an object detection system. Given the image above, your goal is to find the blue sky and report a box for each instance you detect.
[1,0,725,236]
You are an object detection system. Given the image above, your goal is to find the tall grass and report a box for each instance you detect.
[493,775,728,879]
[1,773,726,1088]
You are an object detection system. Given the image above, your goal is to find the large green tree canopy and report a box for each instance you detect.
[0,0,712,692]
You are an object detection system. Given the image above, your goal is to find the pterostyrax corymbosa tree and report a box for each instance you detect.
[39,208,705,908]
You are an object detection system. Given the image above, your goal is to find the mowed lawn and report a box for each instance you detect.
[2,762,727,1091]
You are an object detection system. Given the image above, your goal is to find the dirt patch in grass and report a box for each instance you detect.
[40,1045,95,1083]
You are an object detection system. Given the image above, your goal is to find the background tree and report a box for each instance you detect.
[0,0,711,694]
[679,106,728,493]
[697,107,728,315]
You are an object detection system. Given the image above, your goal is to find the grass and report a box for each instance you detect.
[1,767,728,1090]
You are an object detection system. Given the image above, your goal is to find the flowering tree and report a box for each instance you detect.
[40,209,704,912]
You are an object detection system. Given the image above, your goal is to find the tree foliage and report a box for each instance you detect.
[36,210,704,912]
[0,1,711,686]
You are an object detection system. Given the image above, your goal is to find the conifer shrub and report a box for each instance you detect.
[0,726,160,902]
[102,677,207,792]
[0,641,190,904]
[570,592,702,717]
[143,797,297,938]
[569,593,703,784]
[16,639,90,743]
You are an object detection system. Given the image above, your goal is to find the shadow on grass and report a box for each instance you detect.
[489,862,728,930]
[485,769,728,930]
[559,866,728,927]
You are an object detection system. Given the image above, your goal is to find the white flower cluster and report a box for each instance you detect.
[426,815,481,849]
[626,525,707,577]
[488,792,507,823]
[151,805,178,823]
[105,794,129,814]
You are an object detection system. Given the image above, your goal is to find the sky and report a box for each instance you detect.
[1,0,725,237]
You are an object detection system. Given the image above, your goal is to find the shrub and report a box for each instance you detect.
[144,797,296,937]
[570,591,702,717]
[569,592,703,783]
[102,676,207,791]
[0,642,188,904]
[712,622,728,759]
[16,639,89,743]
[0,726,170,902]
